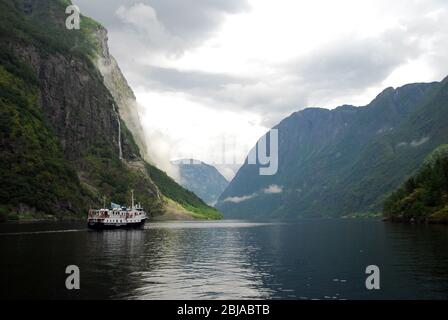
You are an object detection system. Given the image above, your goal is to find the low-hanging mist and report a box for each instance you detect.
[94,37,182,180]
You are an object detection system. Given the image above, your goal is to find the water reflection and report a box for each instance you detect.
[382,223,448,299]
[2,220,448,299]
[125,222,275,299]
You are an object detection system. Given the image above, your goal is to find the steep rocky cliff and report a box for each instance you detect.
[93,26,149,160]
[0,0,221,221]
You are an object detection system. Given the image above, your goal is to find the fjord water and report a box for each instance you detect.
[1,219,448,300]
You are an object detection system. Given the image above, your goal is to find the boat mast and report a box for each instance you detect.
[131,189,135,209]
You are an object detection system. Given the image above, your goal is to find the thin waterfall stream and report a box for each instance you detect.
[113,103,123,159]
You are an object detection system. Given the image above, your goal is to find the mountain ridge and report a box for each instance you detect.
[217,79,447,219]
[172,159,229,205]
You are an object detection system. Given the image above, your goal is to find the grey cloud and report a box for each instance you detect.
[74,0,250,49]
[211,21,446,126]
[74,0,448,129]
[137,21,442,127]
[139,66,253,91]
[294,32,421,91]
[142,0,250,42]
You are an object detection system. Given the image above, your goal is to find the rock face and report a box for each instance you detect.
[173,159,229,205]
[0,0,221,220]
[11,41,136,164]
[93,26,149,160]
[217,80,448,219]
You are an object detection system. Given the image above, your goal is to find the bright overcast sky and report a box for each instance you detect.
[74,0,448,180]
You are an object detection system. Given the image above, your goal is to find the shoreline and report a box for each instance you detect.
[382,217,448,225]
[4,214,448,225]
[0,212,221,224]
[0,215,382,225]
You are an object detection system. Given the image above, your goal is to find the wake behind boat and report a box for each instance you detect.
[87,190,148,230]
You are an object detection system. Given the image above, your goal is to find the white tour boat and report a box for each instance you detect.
[87,190,148,230]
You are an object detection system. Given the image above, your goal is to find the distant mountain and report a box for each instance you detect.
[173,159,229,205]
[0,0,221,221]
[217,78,448,219]
[384,144,448,223]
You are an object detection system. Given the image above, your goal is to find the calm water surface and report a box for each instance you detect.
[1,219,448,300]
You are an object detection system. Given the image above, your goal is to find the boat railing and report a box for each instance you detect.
[88,209,147,220]
[88,209,110,219]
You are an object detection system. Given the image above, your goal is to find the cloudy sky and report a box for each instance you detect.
[74,0,448,180]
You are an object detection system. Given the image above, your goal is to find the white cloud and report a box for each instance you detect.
[411,137,430,147]
[135,89,268,178]
[263,185,283,194]
[223,193,257,204]
[222,185,282,204]
[396,137,431,149]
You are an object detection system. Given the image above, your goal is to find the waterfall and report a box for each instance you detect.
[113,103,123,160]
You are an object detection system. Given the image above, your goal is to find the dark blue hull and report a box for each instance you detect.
[87,219,147,230]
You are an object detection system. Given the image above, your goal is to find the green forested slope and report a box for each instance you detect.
[147,163,223,220]
[384,145,448,223]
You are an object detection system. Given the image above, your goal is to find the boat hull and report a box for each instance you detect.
[87,219,147,230]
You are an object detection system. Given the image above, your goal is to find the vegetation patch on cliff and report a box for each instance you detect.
[0,49,86,221]
[384,145,448,223]
[147,164,223,220]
